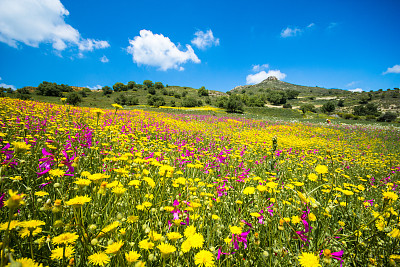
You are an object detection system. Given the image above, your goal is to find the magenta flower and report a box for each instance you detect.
[320,249,344,266]
[37,148,55,177]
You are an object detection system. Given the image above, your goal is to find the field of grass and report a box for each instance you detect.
[1,98,400,266]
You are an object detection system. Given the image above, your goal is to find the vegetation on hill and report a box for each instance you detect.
[0,77,399,124]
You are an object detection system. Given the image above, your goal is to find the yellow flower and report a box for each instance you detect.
[148,231,162,242]
[167,232,183,242]
[112,186,127,196]
[105,240,124,254]
[184,225,196,238]
[127,215,139,223]
[211,214,220,220]
[6,257,43,267]
[388,228,400,238]
[51,246,75,260]
[49,169,65,177]
[194,250,215,267]
[187,233,204,249]
[315,165,328,174]
[74,178,92,187]
[5,189,26,209]
[52,232,79,245]
[88,252,110,266]
[181,239,192,253]
[308,173,318,182]
[65,195,91,208]
[20,220,45,230]
[125,251,141,263]
[157,243,176,259]
[98,221,121,237]
[308,213,317,221]
[19,227,42,238]
[229,225,242,235]
[383,191,398,202]
[34,191,49,197]
[243,186,255,195]
[12,141,31,154]
[291,216,302,224]
[139,239,154,250]
[112,103,123,109]
[0,220,20,231]
[298,252,321,267]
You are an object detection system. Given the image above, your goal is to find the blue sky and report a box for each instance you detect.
[0,0,399,93]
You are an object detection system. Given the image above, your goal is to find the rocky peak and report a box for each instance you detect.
[264,76,278,82]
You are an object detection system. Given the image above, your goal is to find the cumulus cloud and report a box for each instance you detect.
[280,23,315,38]
[0,77,16,90]
[86,85,102,90]
[349,88,363,93]
[100,55,109,63]
[127,29,200,71]
[383,64,400,74]
[246,70,287,84]
[252,64,269,72]
[191,29,220,50]
[0,0,109,53]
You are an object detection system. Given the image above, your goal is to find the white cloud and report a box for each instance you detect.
[100,55,109,63]
[346,81,359,87]
[383,64,400,74]
[281,27,302,38]
[246,70,287,84]
[0,83,16,90]
[127,29,200,71]
[349,88,363,93]
[0,0,109,53]
[191,29,220,50]
[86,85,102,90]
[280,23,315,38]
[252,64,269,72]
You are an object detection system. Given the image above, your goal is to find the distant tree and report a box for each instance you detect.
[16,87,30,95]
[161,88,168,95]
[267,91,287,105]
[36,81,62,96]
[216,96,228,108]
[377,112,397,122]
[102,86,113,95]
[147,95,165,107]
[300,104,316,114]
[174,92,181,99]
[154,82,164,89]
[148,87,156,95]
[226,94,244,113]
[198,86,209,97]
[113,82,126,92]
[66,92,82,106]
[115,94,128,105]
[286,90,300,99]
[143,80,153,88]
[246,95,264,107]
[337,99,344,107]
[127,96,139,105]
[127,81,136,90]
[353,103,379,116]
[182,97,199,107]
[204,97,211,105]
[181,91,188,97]
[321,101,336,114]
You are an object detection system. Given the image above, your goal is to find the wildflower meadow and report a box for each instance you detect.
[1,97,400,267]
